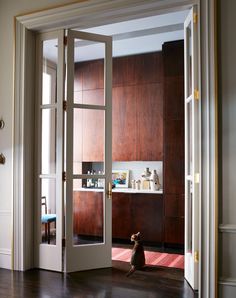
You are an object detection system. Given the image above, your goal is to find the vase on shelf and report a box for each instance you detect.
[150,170,161,191]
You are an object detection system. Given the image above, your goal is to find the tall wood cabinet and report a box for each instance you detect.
[74,60,104,162]
[73,191,163,244]
[163,40,185,246]
[74,52,163,162]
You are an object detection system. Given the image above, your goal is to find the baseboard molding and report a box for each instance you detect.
[0,249,11,269]
[219,224,236,233]
[219,278,236,287]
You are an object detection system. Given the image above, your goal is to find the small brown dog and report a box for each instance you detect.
[126,232,145,277]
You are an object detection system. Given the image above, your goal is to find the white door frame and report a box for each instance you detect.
[13,0,218,297]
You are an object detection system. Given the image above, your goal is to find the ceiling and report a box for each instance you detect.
[43,9,189,64]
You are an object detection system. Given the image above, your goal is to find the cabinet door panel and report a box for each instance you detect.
[164,76,184,120]
[113,56,135,87]
[73,191,103,237]
[162,40,184,77]
[112,86,136,161]
[136,83,163,160]
[165,194,184,217]
[112,193,132,239]
[82,109,104,162]
[134,52,163,84]
[164,217,184,244]
[74,63,83,91]
[82,60,104,90]
[131,194,163,243]
[164,119,184,193]
[82,89,104,106]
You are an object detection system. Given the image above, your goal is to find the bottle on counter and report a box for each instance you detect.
[98,171,105,188]
[87,171,91,188]
[91,170,95,187]
[135,179,141,190]
[131,180,136,189]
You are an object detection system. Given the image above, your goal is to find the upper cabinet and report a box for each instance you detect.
[74,52,163,162]
[74,61,105,162]
[113,53,163,161]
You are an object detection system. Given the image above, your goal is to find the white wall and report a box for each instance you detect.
[0,0,72,269]
[218,0,236,295]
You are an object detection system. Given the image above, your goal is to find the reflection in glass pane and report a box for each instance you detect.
[41,108,57,174]
[73,179,104,245]
[42,39,58,105]
[187,180,192,253]
[74,38,105,106]
[73,108,104,175]
[41,178,56,245]
[187,100,192,175]
[187,24,192,98]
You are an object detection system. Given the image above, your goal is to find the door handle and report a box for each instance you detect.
[107,182,112,199]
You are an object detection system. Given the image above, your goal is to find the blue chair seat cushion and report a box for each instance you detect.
[41,214,56,224]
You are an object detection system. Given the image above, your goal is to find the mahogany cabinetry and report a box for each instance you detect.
[73,191,163,244]
[74,61,104,162]
[112,53,163,161]
[73,191,103,237]
[74,52,163,161]
[112,193,163,243]
[162,40,185,246]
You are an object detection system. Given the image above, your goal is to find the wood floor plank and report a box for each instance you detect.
[0,262,197,298]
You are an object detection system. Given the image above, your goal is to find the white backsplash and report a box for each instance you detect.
[112,161,163,188]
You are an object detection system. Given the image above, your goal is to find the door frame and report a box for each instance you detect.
[13,0,218,297]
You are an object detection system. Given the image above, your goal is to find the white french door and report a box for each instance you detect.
[184,7,200,290]
[35,30,65,271]
[36,29,112,272]
[64,29,113,272]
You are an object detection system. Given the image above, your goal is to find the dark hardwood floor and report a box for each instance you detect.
[0,261,197,298]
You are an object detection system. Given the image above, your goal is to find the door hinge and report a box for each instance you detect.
[64,36,68,46]
[62,171,66,181]
[194,250,199,263]
[193,13,198,24]
[194,173,200,184]
[63,100,67,111]
[62,238,66,247]
[194,89,199,100]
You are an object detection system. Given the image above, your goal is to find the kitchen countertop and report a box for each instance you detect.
[74,188,163,194]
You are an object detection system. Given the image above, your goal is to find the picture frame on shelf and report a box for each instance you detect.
[112,170,129,188]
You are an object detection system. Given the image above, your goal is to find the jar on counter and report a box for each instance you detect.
[150,170,161,190]
[135,180,141,190]
[131,180,136,189]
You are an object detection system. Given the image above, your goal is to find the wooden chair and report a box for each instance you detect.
[41,196,56,244]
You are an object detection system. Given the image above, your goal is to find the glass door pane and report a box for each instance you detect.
[74,39,105,106]
[65,29,112,272]
[73,108,105,175]
[39,38,58,246]
[73,179,105,245]
[35,30,64,271]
